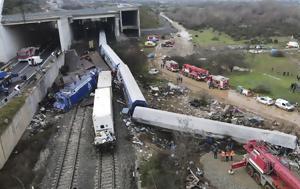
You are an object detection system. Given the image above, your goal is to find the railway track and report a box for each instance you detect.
[94,150,119,189]
[50,107,86,189]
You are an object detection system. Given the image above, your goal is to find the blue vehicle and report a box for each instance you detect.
[54,69,98,111]
[0,71,18,95]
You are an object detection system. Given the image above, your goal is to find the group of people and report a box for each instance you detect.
[176,74,183,84]
[211,143,235,162]
[160,62,166,69]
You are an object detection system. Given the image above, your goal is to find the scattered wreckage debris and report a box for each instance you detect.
[186,167,208,189]
[132,107,297,149]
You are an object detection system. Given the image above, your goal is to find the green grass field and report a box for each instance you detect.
[0,95,26,135]
[189,28,292,48]
[228,53,300,103]
[190,28,244,46]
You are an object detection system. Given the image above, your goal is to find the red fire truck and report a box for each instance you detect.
[17,47,39,62]
[17,47,43,65]
[181,64,209,81]
[165,60,179,72]
[231,140,300,189]
[207,75,229,90]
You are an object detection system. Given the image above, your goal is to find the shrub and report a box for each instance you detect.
[211,36,219,41]
[0,95,26,134]
[252,84,271,94]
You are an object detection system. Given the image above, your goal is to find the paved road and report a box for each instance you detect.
[0,44,58,102]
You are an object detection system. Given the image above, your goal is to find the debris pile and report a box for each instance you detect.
[145,82,265,129]
[186,167,208,189]
[27,106,62,135]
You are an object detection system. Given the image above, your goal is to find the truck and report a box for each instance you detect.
[165,60,179,72]
[17,47,43,65]
[53,69,98,111]
[181,64,209,81]
[0,71,18,95]
[231,140,300,189]
[161,40,175,47]
[208,75,229,90]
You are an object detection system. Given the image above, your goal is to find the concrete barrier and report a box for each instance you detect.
[0,54,65,169]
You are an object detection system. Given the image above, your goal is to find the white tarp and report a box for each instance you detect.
[132,107,297,149]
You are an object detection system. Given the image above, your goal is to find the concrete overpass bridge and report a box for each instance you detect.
[0,2,140,62]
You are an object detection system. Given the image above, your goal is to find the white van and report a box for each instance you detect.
[275,99,294,111]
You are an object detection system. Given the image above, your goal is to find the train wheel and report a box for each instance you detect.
[246,165,254,177]
[264,184,272,189]
[253,172,261,185]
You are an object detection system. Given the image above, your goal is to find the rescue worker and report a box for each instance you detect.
[207,80,211,89]
[225,151,229,162]
[230,150,235,161]
[220,150,226,161]
[212,145,218,159]
[225,145,231,162]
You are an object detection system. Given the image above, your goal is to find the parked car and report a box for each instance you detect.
[144,41,156,47]
[275,98,295,111]
[256,96,274,106]
[148,68,159,75]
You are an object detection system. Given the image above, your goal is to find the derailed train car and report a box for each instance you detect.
[98,30,147,114]
[100,44,122,71]
[117,64,147,114]
[98,30,298,150]
[54,69,98,111]
[92,71,116,146]
[99,30,107,47]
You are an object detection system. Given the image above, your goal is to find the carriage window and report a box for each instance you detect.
[101,125,104,128]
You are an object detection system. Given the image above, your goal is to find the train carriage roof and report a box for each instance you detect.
[93,88,112,117]
[118,63,146,103]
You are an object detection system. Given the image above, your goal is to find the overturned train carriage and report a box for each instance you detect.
[132,107,297,149]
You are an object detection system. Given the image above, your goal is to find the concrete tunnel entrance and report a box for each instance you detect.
[121,10,140,37]
[70,17,116,53]
[0,22,60,62]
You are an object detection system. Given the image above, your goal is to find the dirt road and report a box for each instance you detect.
[156,14,300,131]
[200,153,260,189]
[159,13,194,57]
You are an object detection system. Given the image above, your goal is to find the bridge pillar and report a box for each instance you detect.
[57,17,72,51]
[0,0,4,15]
[137,9,141,37]
[115,17,120,38]
[0,23,21,63]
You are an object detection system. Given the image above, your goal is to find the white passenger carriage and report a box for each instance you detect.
[99,30,107,46]
[117,63,147,114]
[97,70,112,89]
[93,88,115,146]
[93,70,115,146]
[100,44,122,71]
